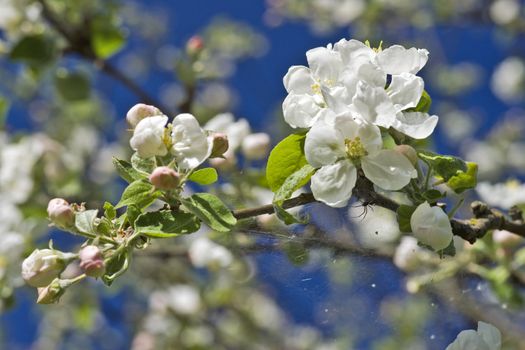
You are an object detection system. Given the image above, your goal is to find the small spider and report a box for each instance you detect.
[350,200,375,220]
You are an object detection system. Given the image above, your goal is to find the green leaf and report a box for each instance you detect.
[381,132,396,149]
[126,204,141,227]
[283,240,309,265]
[112,157,145,183]
[274,164,315,204]
[103,202,116,220]
[272,164,314,225]
[0,96,9,129]
[181,193,237,232]
[422,189,445,203]
[102,251,128,286]
[447,162,478,194]
[418,151,467,181]
[95,217,112,236]
[274,204,307,225]
[75,210,99,236]
[131,152,156,174]
[9,35,56,66]
[408,90,432,113]
[135,211,201,238]
[189,168,218,185]
[54,69,91,101]
[116,180,160,209]
[396,205,417,233]
[90,17,126,59]
[266,133,309,192]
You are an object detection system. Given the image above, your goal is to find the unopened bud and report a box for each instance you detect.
[149,166,180,190]
[186,35,204,56]
[47,198,75,228]
[210,132,229,158]
[241,133,270,160]
[36,278,67,304]
[22,248,75,287]
[126,104,162,128]
[79,245,105,278]
[394,144,418,166]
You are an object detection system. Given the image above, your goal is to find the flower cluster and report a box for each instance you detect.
[284,39,438,207]
[128,106,215,170]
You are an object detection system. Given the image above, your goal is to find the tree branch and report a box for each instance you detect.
[231,176,525,244]
[37,0,171,114]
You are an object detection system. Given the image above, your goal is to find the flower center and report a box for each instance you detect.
[345,137,368,160]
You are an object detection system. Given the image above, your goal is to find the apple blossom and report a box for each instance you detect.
[241,133,271,160]
[204,113,251,163]
[149,166,180,190]
[22,248,75,287]
[130,115,169,158]
[36,278,67,304]
[410,202,453,250]
[394,144,418,166]
[446,321,501,350]
[170,113,213,170]
[78,245,105,278]
[47,198,75,228]
[126,103,162,128]
[304,116,416,207]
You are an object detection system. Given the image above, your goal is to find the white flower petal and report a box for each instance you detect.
[333,39,375,69]
[477,322,501,349]
[410,202,453,251]
[341,62,387,100]
[171,113,212,170]
[283,65,315,94]
[306,46,343,83]
[387,73,424,111]
[282,93,324,128]
[392,112,438,139]
[446,330,491,350]
[375,45,429,75]
[350,81,397,128]
[305,121,346,168]
[130,116,168,158]
[361,149,416,190]
[311,161,356,208]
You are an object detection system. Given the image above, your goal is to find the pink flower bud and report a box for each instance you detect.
[149,166,180,190]
[79,245,105,278]
[241,133,270,160]
[126,104,162,128]
[186,35,204,56]
[210,132,229,158]
[394,144,418,166]
[47,198,75,228]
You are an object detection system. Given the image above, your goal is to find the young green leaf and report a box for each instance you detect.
[189,167,218,185]
[407,90,432,113]
[90,17,126,59]
[135,211,201,238]
[181,193,236,232]
[447,162,478,194]
[54,70,91,101]
[112,157,145,183]
[75,210,99,236]
[274,164,315,204]
[116,180,161,209]
[103,202,116,220]
[396,205,417,233]
[266,133,308,192]
[418,151,467,181]
[131,152,157,174]
[9,35,56,66]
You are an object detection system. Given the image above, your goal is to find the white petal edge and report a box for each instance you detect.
[361,149,417,190]
[310,161,356,208]
[392,112,439,139]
